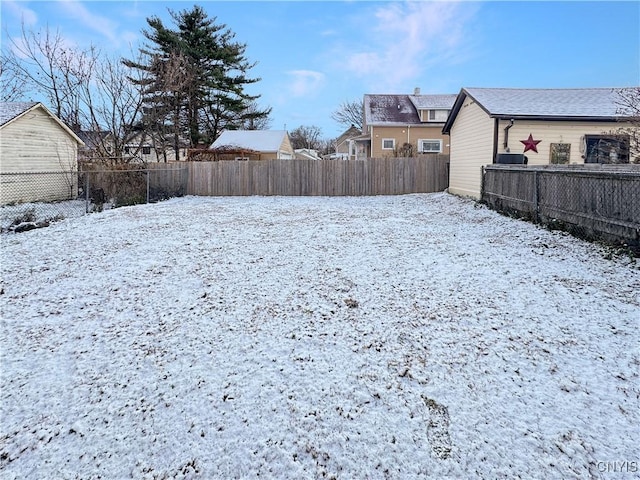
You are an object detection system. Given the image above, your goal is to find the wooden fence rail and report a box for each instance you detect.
[187,156,449,196]
[481,164,640,247]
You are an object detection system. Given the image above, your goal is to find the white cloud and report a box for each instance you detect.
[57,0,121,45]
[343,1,478,91]
[286,70,326,97]
[3,0,38,26]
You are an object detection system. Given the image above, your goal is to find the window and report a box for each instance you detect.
[142,146,151,155]
[584,134,629,164]
[124,146,130,154]
[550,143,570,164]
[235,157,249,161]
[425,109,449,122]
[382,138,395,150]
[419,139,442,153]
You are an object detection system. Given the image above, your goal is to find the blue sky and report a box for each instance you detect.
[2,0,639,139]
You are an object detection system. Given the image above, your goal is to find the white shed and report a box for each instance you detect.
[0,102,84,205]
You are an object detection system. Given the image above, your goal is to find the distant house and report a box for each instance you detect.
[0,102,84,205]
[77,130,113,163]
[210,130,294,160]
[361,89,457,158]
[78,130,189,164]
[294,148,322,160]
[332,125,362,160]
[442,87,636,199]
[123,132,189,164]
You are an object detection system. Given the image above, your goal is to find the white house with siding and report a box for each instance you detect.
[0,102,85,204]
[442,88,634,199]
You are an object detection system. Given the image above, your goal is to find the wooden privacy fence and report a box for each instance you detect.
[187,156,450,196]
[481,164,640,247]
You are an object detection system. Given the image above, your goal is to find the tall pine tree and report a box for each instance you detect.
[124,5,270,150]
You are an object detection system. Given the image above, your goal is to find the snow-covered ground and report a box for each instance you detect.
[1,193,638,479]
[0,199,91,232]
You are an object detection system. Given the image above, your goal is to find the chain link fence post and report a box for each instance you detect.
[85,171,90,214]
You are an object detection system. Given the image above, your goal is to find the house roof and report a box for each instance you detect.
[335,125,362,146]
[294,148,322,160]
[364,95,420,126]
[0,102,84,145]
[77,130,111,149]
[408,94,458,110]
[364,94,456,126]
[211,130,289,152]
[443,87,632,133]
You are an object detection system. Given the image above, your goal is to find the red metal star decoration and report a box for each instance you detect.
[520,134,541,153]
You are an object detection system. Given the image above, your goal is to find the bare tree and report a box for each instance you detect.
[3,23,97,127]
[237,100,272,130]
[316,138,335,156]
[0,57,28,102]
[290,125,323,150]
[615,87,640,163]
[394,142,415,158]
[79,53,145,164]
[331,99,363,130]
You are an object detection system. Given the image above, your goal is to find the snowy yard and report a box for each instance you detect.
[0,192,638,479]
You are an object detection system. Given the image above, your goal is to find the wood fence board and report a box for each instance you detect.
[182,156,449,197]
[482,164,640,246]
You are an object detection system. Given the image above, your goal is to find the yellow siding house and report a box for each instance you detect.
[362,90,457,159]
[443,88,635,199]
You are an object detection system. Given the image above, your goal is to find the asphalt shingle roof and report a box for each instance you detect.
[408,94,457,110]
[364,95,419,125]
[0,102,39,127]
[464,87,626,118]
[364,94,456,126]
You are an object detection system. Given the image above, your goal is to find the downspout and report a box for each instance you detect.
[492,119,499,163]
[503,119,514,152]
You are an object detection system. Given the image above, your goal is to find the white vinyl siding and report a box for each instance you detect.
[448,99,495,199]
[0,106,80,204]
[1,108,78,172]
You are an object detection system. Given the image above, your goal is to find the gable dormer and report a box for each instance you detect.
[419,108,451,123]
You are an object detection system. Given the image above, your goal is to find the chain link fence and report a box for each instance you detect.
[1,167,188,233]
[481,164,640,253]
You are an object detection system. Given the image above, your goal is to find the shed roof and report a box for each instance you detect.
[465,87,626,118]
[0,102,39,127]
[211,130,288,152]
[0,102,84,145]
[443,87,633,133]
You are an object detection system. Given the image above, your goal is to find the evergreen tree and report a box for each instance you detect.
[124,5,269,149]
